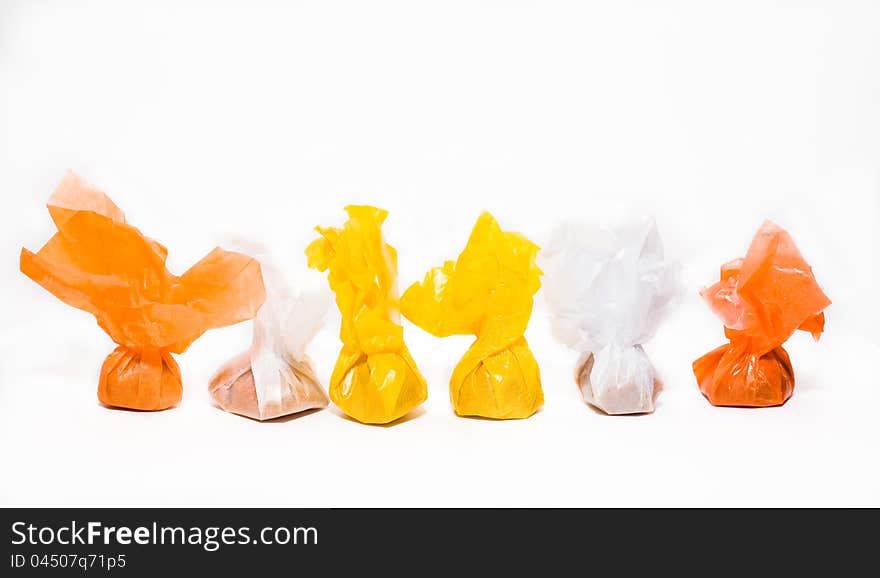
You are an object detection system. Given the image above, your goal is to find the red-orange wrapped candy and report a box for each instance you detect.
[693,220,831,407]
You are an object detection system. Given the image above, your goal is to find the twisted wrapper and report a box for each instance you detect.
[540,219,678,414]
[306,205,427,424]
[209,247,330,420]
[20,172,266,411]
[401,212,543,419]
[693,220,830,407]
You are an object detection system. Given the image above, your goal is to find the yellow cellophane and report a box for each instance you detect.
[306,206,427,424]
[401,212,543,419]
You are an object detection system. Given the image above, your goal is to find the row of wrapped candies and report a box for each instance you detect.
[19,173,831,423]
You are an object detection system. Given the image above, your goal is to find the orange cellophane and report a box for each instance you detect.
[20,172,266,410]
[693,220,830,407]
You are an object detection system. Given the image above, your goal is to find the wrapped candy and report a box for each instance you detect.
[209,246,331,420]
[306,205,427,424]
[401,212,543,419]
[19,172,266,411]
[693,220,830,407]
[539,219,679,415]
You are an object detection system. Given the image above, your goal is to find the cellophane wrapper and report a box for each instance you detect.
[540,219,678,414]
[210,245,331,420]
[307,206,427,424]
[20,172,265,411]
[401,212,544,419]
[693,220,830,407]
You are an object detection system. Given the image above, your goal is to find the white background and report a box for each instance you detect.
[1,1,878,506]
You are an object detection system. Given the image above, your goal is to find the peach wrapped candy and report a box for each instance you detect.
[20,172,266,411]
[693,220,830,407]
[307,206,427,424]
[210,250,330,420]
[401,212,544,419]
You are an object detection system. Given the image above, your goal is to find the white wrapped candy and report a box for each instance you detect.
[209,243,331,420]
[539,219,679,414]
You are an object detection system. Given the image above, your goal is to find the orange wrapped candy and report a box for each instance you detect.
[20,172,266,411]
[693,220,830,407]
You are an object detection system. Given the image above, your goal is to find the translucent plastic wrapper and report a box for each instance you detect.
[401,212,543,419]
[209,246,331,420]
[540,219,678,414]
[19,172,266,411]
[693,220,830,407]
[306,206,427,424]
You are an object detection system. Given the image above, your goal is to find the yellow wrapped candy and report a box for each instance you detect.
[306,206,427,424]
[401,212,544,419]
